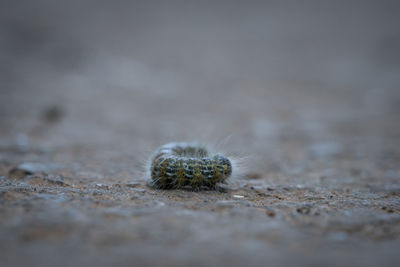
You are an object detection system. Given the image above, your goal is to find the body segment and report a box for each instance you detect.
[150,143,232,189]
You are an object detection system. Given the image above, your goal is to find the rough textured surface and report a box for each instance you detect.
[1,85,399,267]
[1,1,400,267]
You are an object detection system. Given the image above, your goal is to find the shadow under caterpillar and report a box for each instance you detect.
[149,142,232,190]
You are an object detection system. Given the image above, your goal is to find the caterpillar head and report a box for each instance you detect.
[212,154,232,178]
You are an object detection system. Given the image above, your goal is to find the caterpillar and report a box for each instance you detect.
[149,142,232,190]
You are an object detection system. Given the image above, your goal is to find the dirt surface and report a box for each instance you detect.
[1,86,399,267]
[1,1,400,266]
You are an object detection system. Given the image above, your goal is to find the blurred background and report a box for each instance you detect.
[1,0,400,154]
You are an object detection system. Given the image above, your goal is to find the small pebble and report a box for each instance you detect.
[296,206,311,215]
[266,210,276,217]
[42,106,64,123]
[9,162,50,179]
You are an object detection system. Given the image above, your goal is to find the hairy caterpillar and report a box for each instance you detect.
[149,142,232,190]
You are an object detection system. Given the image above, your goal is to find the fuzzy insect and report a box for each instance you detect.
[150,142,232,190]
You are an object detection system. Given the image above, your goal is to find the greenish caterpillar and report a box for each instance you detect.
[150,142,232,190]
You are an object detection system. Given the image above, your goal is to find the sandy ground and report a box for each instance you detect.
[1,1,400,266]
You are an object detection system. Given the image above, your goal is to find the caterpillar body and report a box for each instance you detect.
[150,142,232,190]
